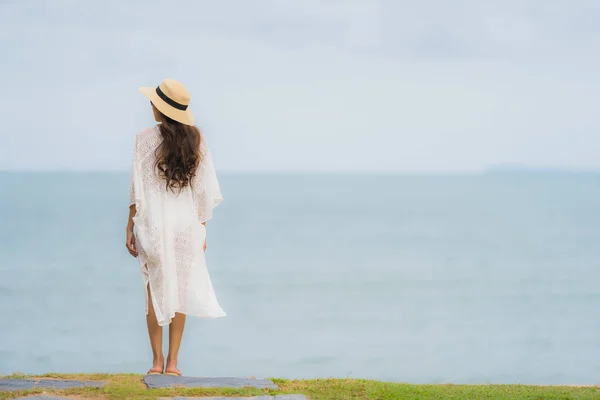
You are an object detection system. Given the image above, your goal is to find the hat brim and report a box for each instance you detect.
[139,86,195,126]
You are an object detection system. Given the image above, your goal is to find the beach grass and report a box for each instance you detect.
[1,373,600,400]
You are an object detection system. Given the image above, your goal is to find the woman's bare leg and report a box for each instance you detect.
[166,312,186,374]
[146,284,164,373]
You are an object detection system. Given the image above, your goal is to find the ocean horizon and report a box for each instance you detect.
[1,171,599,384]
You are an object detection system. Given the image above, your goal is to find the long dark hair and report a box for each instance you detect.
[154,108,203,192]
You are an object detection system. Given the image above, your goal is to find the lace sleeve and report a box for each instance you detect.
[191,132,223,222]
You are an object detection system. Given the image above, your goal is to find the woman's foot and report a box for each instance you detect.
[164,368,181,376]
[147,367,163,375]
[165,357,181,376]
[147,355,164,375]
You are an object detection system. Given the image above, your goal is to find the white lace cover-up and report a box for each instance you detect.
[129,125,226,326]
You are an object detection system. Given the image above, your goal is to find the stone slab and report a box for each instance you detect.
[144,375,278,390]
[166,396,307,400]
[15,397,71,400]
[0,379,104,391]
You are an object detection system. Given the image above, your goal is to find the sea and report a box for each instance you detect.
[1,171,599,384]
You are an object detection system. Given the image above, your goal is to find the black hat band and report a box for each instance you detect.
[156,86,188,111]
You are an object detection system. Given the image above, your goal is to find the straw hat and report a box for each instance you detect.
[139,79,194,126]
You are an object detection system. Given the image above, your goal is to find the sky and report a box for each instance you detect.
[0,0,598,173]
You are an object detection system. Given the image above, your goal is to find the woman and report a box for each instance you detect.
[126,78,226,376]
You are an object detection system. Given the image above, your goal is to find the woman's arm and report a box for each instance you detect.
[202,221,207,252]
[126,204,138,257]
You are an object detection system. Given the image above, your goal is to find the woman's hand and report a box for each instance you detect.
[203,239,207,252]
[126,228,138,257]
[126,204,138,257]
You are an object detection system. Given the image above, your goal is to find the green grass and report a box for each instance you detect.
[0,373,599,400]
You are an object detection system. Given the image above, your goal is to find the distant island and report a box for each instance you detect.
[484,165,599,174]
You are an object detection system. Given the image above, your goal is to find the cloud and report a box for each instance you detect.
[0,0,598,172]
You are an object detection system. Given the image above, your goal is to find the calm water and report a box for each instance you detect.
[1,172,600,384]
